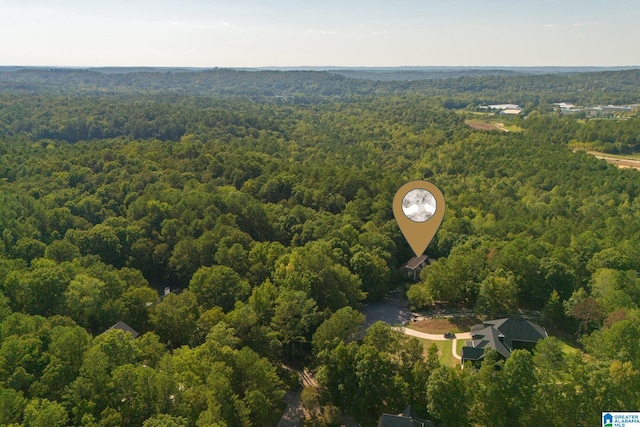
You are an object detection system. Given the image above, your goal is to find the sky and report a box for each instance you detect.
[0,0,638,67]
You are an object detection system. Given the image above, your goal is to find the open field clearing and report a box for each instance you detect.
[465,119,504,131]
[587,151,640,170]
[465,120,523,132]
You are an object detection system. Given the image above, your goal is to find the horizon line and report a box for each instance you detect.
[1,65,639,70]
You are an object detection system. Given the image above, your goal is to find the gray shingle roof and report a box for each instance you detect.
[462,318,547,362]
[108,321,140,338]
[378,413,433,427]
[404,255,429,270]
[468,325,511,359]
[484,318,547,348]
[461,346,485,361]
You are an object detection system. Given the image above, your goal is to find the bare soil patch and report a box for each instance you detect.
[574,149,640,171]
[411,317,481,334]
[465,120,498,131]
[590,153,640,170]
[465,120,510,132]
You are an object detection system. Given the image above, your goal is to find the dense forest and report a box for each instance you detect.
[0,68,639,426]
[2,66,640,104]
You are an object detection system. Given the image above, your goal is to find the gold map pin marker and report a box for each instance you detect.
[393,180,445,258]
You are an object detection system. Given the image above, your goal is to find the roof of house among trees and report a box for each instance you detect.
[378,406,434,427]
[404,255,429,270]
[107,321,140,338]
[463,318,547,362]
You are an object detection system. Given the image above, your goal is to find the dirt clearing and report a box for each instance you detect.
[465,120,509,132]
[588,152,640,171]
[411,317,481,334]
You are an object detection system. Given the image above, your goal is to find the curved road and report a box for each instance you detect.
[361,296,472,360]
[278,300,473,426]
[399,327,472,360]
[399,326,472,341]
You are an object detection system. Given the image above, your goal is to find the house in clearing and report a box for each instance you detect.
[461,318,547,366]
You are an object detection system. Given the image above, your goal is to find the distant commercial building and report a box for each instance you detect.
[500,109,522,115]
[555,101,639,117]
[554,102,584,115]
[479,104,522,115]
[485,104,521,110]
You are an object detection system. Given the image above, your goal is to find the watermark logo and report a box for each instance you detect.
[603,413,613,427]
[603,412,640,427]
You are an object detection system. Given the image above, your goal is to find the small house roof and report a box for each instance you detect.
[404,255,429,270]
[462,346,485,361]
[484,318,547,347]
[108,321,140,338]
[468,325,511,359]
[378,413,433,427]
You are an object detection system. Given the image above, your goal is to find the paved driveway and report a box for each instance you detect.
[360,297,472,360]
[400,327,472,341]
[401,327,472,360]
[277,390,303,427]
[278,298,472,425]
[360,296,412,328]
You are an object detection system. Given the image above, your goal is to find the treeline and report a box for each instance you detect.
[312,318,635,426]
[0,94,450,425]
[329,67,524,81]
[0,85,640,425]
[521,115,640,153]
[1,67,640,105]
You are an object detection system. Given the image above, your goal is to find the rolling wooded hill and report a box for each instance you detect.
[0,68,638,426]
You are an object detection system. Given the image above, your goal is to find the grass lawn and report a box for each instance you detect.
[560,342,581,357]
[547,326,583,356]
[500,123,524,132]
[416,338,457,367]
[409,319,583,367]
[415,335,580,368]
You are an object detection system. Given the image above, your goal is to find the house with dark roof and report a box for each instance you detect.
[378,406,433,427]
[107,321,140,338]
[461,318,547,366]
[401,255,434,281]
